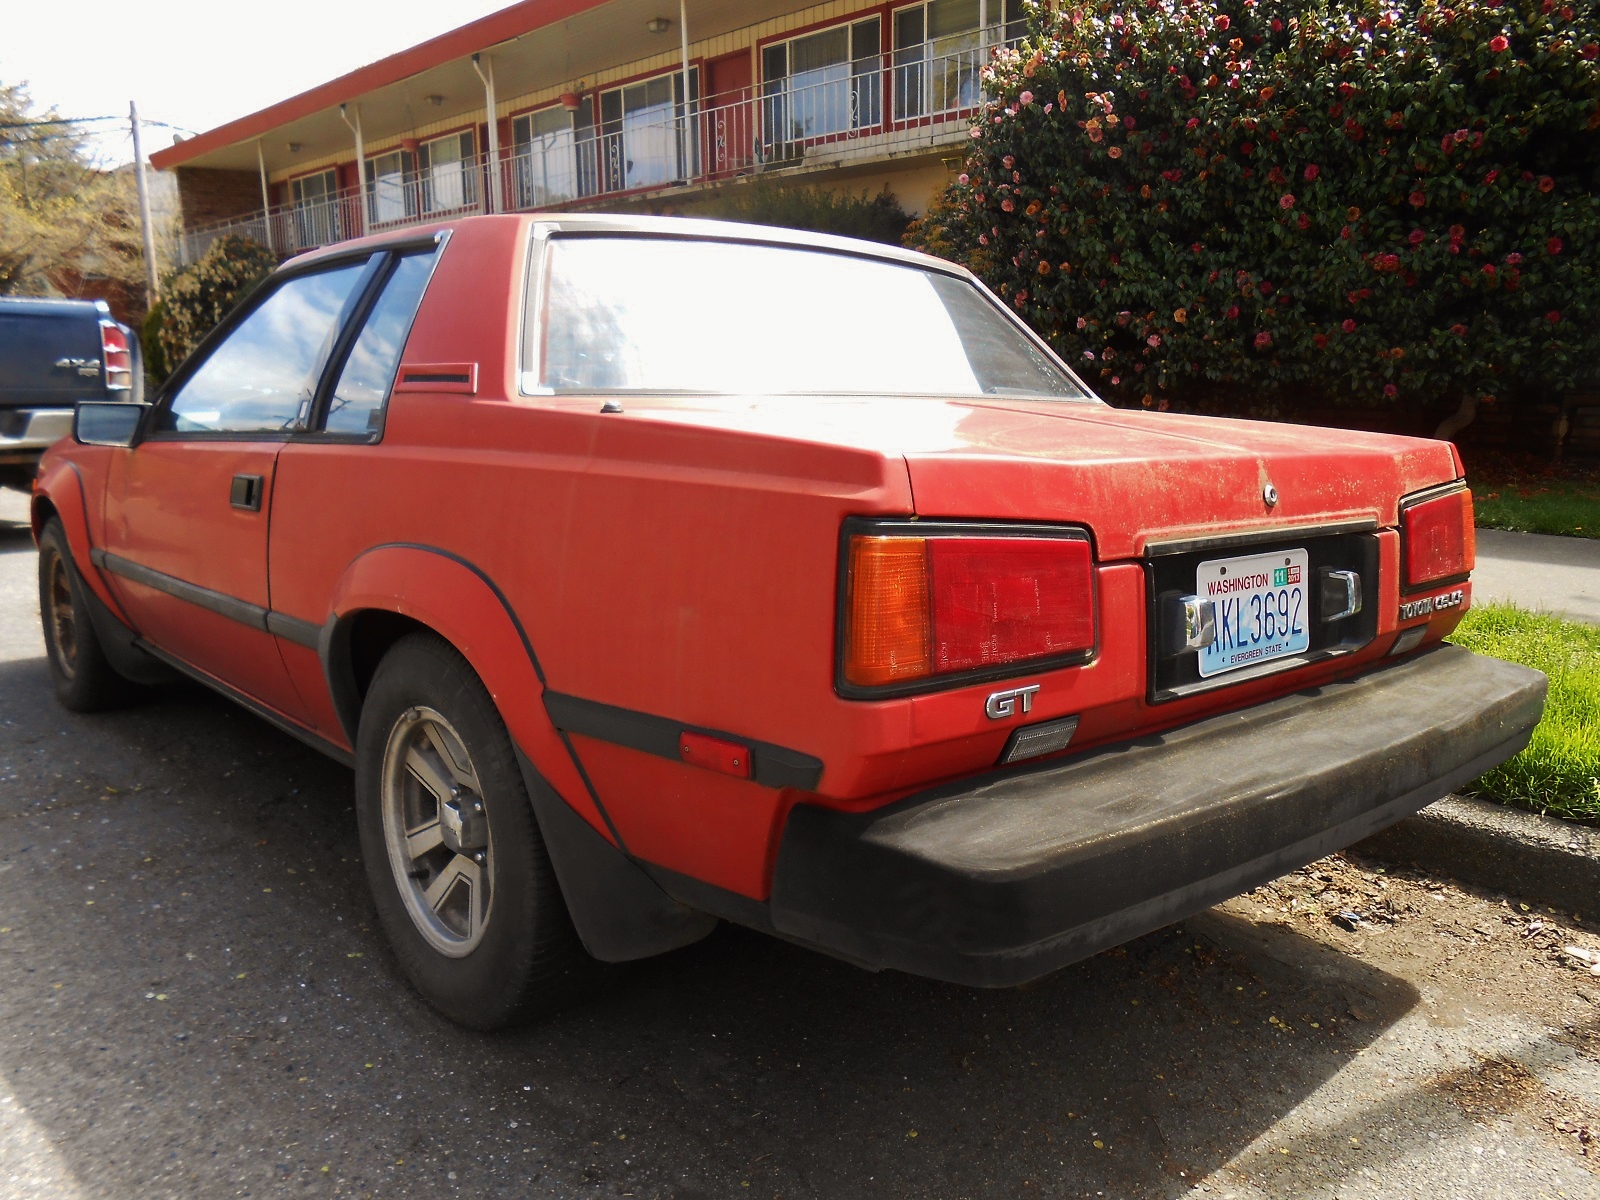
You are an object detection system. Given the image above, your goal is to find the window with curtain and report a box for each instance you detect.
[512,106,582,208]
[290,169,341,248]
[418,131,478,213]
[761,18,881,147]
[365,150,414,225]
[892,0,1024,120]
[598,70,698,193]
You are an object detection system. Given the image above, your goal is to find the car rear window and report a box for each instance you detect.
[525,235,1091,400]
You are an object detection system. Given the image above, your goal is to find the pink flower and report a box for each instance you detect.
[1020,90,1035,106]
[1254,331,1273,349]
[1108,146,1124,158]
[1001,198,1015,212]
[1342,319,1357,333]
[1451,323,1468,337]
[1409,190,1427,207]
[1304,164,1320,181]
[1044,103,1054,113]
[1585,43,1600,60]
[1548,237,1564,255]
[1481,263,1497,276]
[1538,176,1555,193]
[1505,251,1523,265]
[1123,116,1136,130]
[1484,170,1500,185]
[1003,155,1015,169]
[1215,14,1231,30]
[1383,384,1399,397]
[1226,305,1241,319]
[1408,229,1426,244]
[1186,117,1200,129]
[958,173,970,185]
[1083,350,1096,359]
[1297,213,1312,230]
[1076,316,1088,329]
[978,234,989,245]
[970,128,982,138]
[1147,335,1161,347]
[1489,35,1509,52]
[1314,334,1328,349]
[1547,310,1562,323]
[1279,193,1296,209]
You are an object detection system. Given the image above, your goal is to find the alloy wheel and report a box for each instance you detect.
[379,706,494,957]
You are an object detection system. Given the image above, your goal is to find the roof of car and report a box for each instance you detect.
[0,296,108,317]
[287,213,968,279]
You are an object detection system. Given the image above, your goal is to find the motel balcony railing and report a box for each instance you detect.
[178,35,1019,266]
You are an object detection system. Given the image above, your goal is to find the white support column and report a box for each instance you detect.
[255,140,275,253]
[472,53,502,213]
[679,0,694,182]
[340,103,367,237]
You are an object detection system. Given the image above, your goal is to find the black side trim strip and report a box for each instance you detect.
[266,611,322,649]
[135,638,354,768]
[92,549,324,649]
[349,542,628,853]
[96,550,268,631]
[543,692,824,792]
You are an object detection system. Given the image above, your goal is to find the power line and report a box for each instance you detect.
[0,115,194,133]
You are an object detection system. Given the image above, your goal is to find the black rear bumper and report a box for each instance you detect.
[767,645,1546,987]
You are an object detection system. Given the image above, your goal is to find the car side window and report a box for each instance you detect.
[163,263,368,434]
[323,252,437,437]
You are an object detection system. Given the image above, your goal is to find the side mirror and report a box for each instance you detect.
[74,401,150,448]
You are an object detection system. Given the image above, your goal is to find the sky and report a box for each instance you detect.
[3,0,518,166]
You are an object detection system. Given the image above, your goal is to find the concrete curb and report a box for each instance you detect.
[1354,794,1600,916]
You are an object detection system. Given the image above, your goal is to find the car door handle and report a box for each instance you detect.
[229,474,265,512]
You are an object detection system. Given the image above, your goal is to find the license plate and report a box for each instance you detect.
[1195,548,1310,678]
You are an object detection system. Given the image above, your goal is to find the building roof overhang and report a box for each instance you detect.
[150,0,798,178]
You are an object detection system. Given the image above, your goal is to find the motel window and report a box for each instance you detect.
[512,104,595,207]
[761,18,881,149]
[598,69,699,193]
[418,130,478,214]
[364,149,415,225]
[892,0,1025,119]
[290,169,341,249]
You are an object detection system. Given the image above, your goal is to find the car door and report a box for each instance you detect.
[101,256,376,722]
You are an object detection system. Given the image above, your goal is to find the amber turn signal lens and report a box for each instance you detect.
[843,537,931,687]
[1402,488,1475,589]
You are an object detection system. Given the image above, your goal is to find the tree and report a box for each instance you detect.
[154,234,277,377]
[907,0,1600,422]
[0,83,145,302]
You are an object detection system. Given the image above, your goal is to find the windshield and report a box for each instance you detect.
[525,234,1093,401]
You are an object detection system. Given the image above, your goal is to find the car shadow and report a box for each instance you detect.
[0,520,34,555]
[0,652,1426,1199]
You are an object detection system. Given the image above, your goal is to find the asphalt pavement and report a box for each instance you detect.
[1473,528,1600,624]
[1,486,1598,1199]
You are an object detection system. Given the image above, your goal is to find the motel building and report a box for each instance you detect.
[153,0,1029,263]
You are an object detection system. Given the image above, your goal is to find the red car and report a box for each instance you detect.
[34,215,1544,1029]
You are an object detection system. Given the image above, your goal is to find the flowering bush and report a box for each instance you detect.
[155,235,276,378]
[907,0,1600,416]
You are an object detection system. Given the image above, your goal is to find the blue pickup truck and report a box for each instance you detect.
[0,297,142,492]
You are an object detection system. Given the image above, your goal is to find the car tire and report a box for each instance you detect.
[355,631,601,1029]
[37,518,137,713]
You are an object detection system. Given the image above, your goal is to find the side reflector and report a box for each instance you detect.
[678,731,752,780]
[1403,488,1475,589]
[842,531,1095,690]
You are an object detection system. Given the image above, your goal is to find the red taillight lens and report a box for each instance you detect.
[1402,487,1475,589]
[99,322,132,391]
[843,532,1095,690]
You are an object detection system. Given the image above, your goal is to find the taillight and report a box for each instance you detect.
[1401,485,1475,590]
[841,526,1096,693]
[100,322,132,392]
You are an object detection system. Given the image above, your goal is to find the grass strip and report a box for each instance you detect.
[1447,602,1600,825]
[1474,480,1600,540]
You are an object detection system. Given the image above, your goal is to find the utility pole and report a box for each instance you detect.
[130,101,160,308]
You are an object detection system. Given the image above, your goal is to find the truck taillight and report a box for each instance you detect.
[100,322,132,391]
[841,528,1096,693]
[1401,485,1475,590]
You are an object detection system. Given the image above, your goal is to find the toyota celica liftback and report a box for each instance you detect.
[34,215,1545,1029]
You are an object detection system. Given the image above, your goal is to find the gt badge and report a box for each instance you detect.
[986,684,1041,720]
